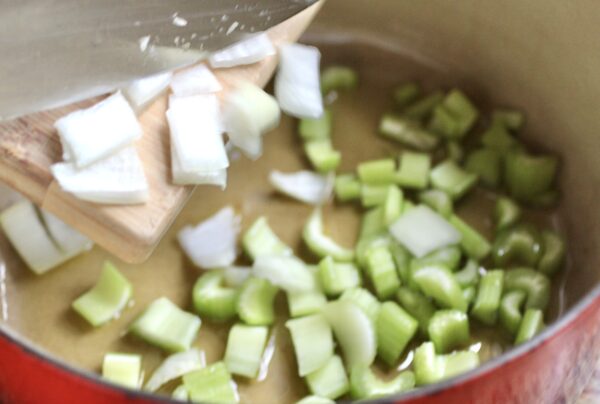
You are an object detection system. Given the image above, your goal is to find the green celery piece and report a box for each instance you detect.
[286,314,334,377]
[428,310,470,353]
[237,277,278,325]
[334,174,361,202]
[376,302,419,365]
[515,309,545,344]
[471,270,504,325]
[172,384,189,401]
[465,148,502,188]
[192,271,238,321]
[492,109,525,131]
[480,123,519,154]
[102,353,141,388]
[392,82,421,107]
[494,197,522,232]
[383,186,404,226]
[504,151,559,203]
[538,230,566,276]
[305,355,350,400]
[224,324,269,379]
[504,268,550,311]
[287,268,327,317]
[418,189,453,218]
[396,287,436,336]
[321,66,359,94]
[242,216,292,261]
[303,208,354,262]
[446,141,464,162]
[439,350,480,379]
[411,246,462,272]
[429,105,461,138]
[430,89,478,139]
[299,109,332,141]
[430,160,479,200]
[130,297,201,352]
[413,265,467,312]
[350,367,415,399]
[365,245,401,299]
[492,224,543,268]
[499,290,527,335]
[295,396,335,404]
[403,91,444,121]
[454,260,480,288]
[359,207,385,240]
[462,286,477,307]
[361,184,390,208]
[340,288,382,324]
[183,362,238,404]
[318,256,361,297]
[389,242,412,285]
[72,261,132,327]
[304,140,341,173]
[357,159,397,185]
[414,342,479,386]
[379,113,440,151]
[449,215,492,261]
[396,151,431,189]
[355,232,390,269]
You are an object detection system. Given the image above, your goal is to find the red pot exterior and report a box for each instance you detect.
[1,292,600,404]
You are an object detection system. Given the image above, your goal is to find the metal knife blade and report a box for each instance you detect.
[0,0,317,119]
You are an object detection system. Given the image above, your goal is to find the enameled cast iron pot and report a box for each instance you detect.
[3,0,600,403]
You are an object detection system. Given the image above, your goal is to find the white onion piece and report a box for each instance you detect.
[209,33,275,68]
[223,82,280,160]
[275,44,323,119]
[123,72,173,111]
[269,170,334,205]
[253,255,315,293]
[389,205,462,258]
[144,349,206,392]
[223,266,252,288]
[55,92,142,168]
[177,206,241,269]
[0,201,68,274]
[40,210,93,257]
[170,64,222,97]
[167,95,228,174]
[170,141,227,188]
[51,146,149,205]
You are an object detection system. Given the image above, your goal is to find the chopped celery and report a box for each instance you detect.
[379,114,439,150]
[365,245,401,299]
[357,159,397,185]
[492,224,543,268]
[393,82,421,107]
[491,109,525,131]
[463,286,477,306]
[376,302,418,365]
[129,297,201,352]
[428,310,470,353]
[418,189,453,218]
[465,148,502,188]
[223,266,252,288]
[286,314,334,376]
[340,288,381,324]
[504,151,558,203]
[499,290,527,335]
[413,265,467,312]
[242,217,292,260]
[355,232,390,269]
[299,109,332,141]
[334,174,361,202]
[431,90,478,138]
[471,270,504,325]
[303,209,354,262]
[172,384,189,401]
[389,242,412,285]
[253,255,315,292]
[102,353,142,388]
[446,141,464,162]
[144,349,205,392]
[359,207,385,239]
[237,277,278,325]
[429,105,460,138]
[414,342,479,385]
[193,271,238,321]
[403,91,444,121]
[323,300,377,370]
[454,260,480,288]
[494,197,522,232]
[504,268,550,311]
[396,287,436,336]
[515,309,544,344]
[72,261,132,327]
[287,289,327,318]
[361,184,390,207]
[538,230,566,276]
[430,160,478,200]
[440,350,480,379]
[318,256,361,296]
[296,396,335,404]
[350,366,415,399]
[480,123,519,154]
[383,186,404,225]
[304,140,341,173]
[449,215,492,261]
[183,362,239,404]
[395,151,431,189]
[224,324,269,378]
[411,246,462,272]
[321,66,359,94]
[305,355,350,400]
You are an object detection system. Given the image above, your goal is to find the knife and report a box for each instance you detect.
[0,0,317,119]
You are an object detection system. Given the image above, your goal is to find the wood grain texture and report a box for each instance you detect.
[0,2,322,263]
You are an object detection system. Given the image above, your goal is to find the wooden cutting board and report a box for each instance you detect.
[0,2,322,263]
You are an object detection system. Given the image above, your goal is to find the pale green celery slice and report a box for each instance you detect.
[383,186,404,226]
[318,256,361,296]
[72,261,132,327]
[242,216,292,261]
[237,277,278,325]
[365,245,401,299]
[295,395,335,404]
[414,342,479,386]
[253,255,315,293]
[286,314,334,376]
[172,384,189,401]
[350,366,415,399]
[224,324,269,378]
[376,302,419,365]
[340,288,381,324]
[449,214,492,261]
[144,349,205,392]
[299,109,332,141]
[223,266,252,288]
[305,355,350,400]
[102,353,142,389]
[129,297,201,352]
[287,289,328,318]
[183,362,239,404]
[192,271,238,321]
[396,151,431,189]
[430,160,478,201]
[303,208,354,262]
[321,66,359,94]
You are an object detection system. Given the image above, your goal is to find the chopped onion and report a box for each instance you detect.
[209,33,276,68]
[167,95,229,175]
[223,266,252,287]
[223,82,280,159]
[40,210,93,257]
[275,44,323,119]
[269,170,334,205]
[51,146,149,205]
[123,71,173,111]
[55,92,142,168]
[144,349,206,392]
[170,64,222,97]
[253,255,316,293]
[171,142,227,188]
[389,205,462,258]
[177,206,241,269]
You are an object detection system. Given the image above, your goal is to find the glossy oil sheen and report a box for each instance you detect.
[0,41,568,403]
